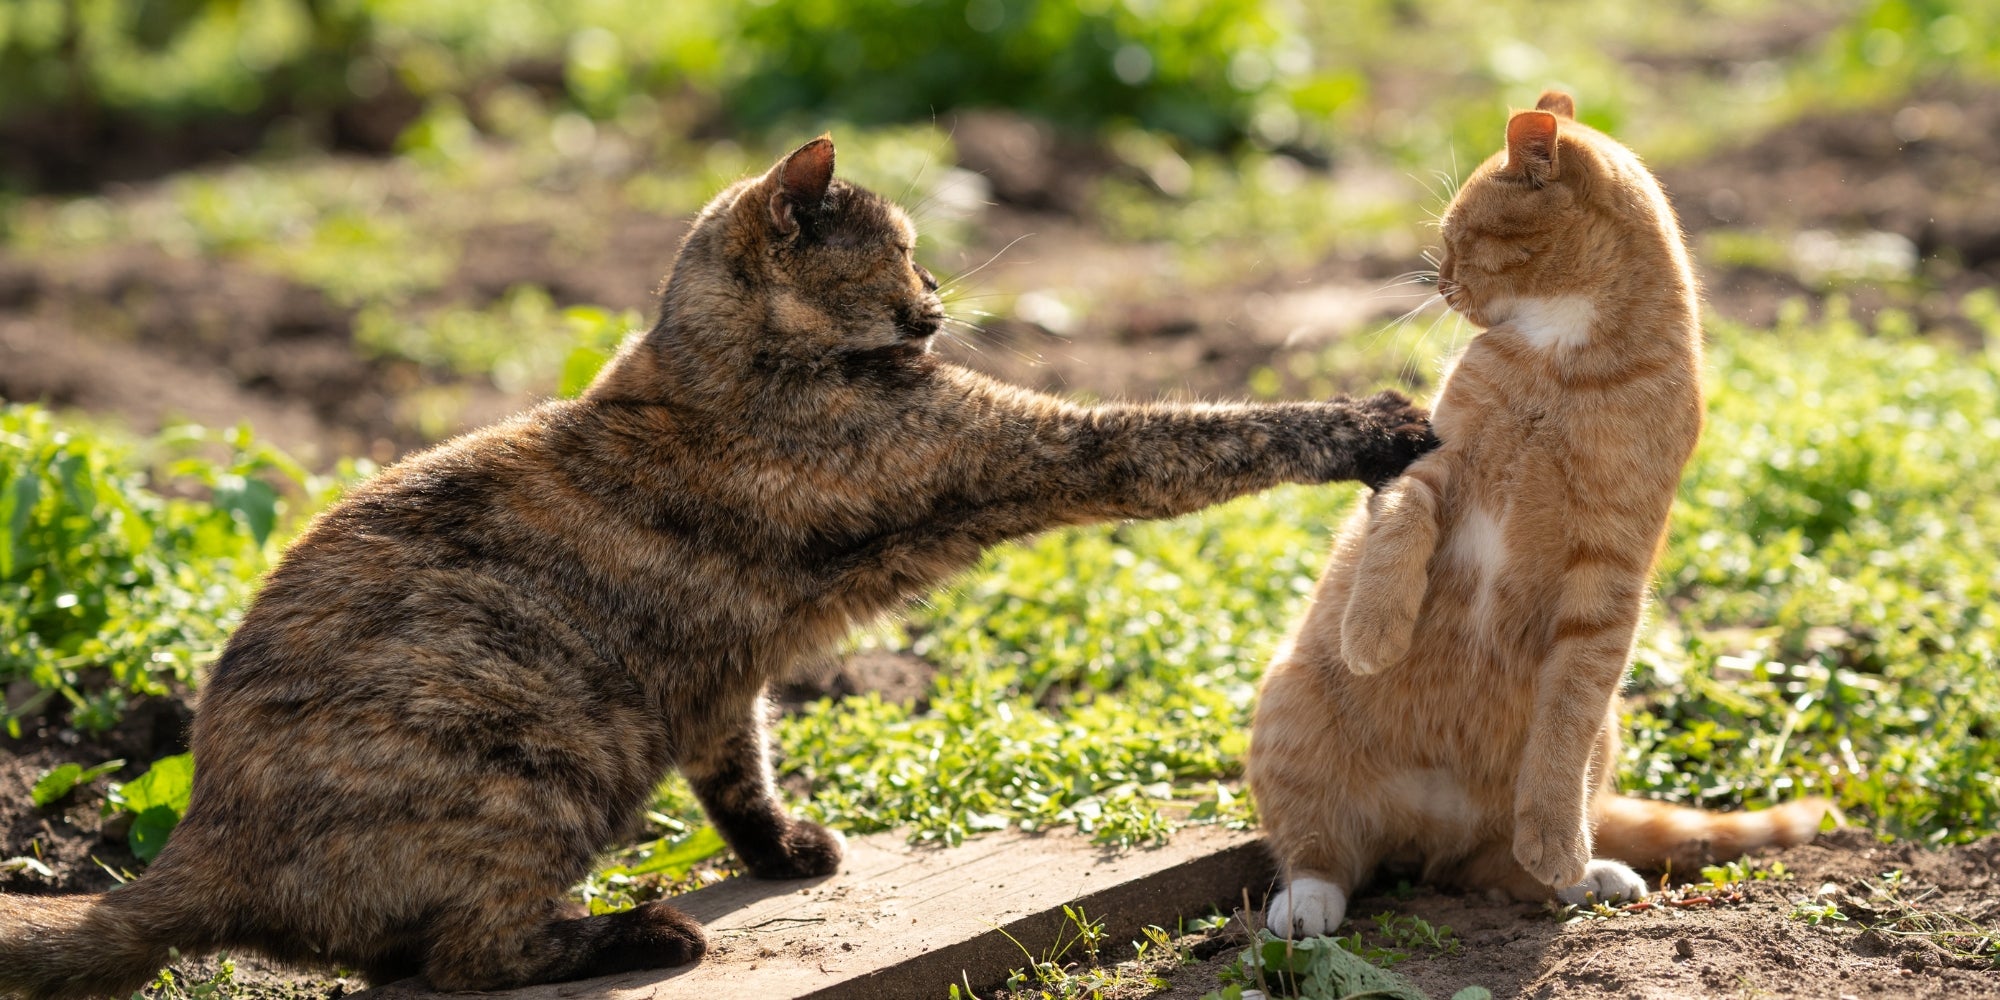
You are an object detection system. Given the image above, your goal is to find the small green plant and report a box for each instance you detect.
[144,954,237,1000]
[1787,900,1850,926]
[30,759,125,807]
[1368,913,1460,958]
[1206,929,1489,1000]
[103,753,195,862]
[983,904,1173,1000]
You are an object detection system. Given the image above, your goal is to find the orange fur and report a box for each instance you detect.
[1248,92,1836,931]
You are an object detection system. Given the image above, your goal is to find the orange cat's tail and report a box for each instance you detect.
[1591,794,1842,876]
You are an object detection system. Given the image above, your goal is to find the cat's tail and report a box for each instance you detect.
[1591,794,1842,876]
[0,866,212,1000]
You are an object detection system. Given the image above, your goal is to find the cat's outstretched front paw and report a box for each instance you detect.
[1264,877,1348,938]
[1350,390,1439,490]
[1340,598,1414,675]
[1513,809,1592,889]
[744,821,846,880]
[1556,860,1650,906]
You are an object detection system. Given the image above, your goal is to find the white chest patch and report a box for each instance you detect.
[1507,296,1598,351]
[1446,505,1505,621]
[1450,506,1506,575]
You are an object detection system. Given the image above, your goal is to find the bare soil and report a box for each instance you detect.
[1142,831,2000,1000]
[3,86,1997,998]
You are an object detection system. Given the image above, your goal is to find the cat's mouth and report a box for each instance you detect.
[896,308,944,340]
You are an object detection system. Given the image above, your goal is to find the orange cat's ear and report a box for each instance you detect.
[1505,110,1559,184]
[769,135,836,234]
[1534,90,1576,119]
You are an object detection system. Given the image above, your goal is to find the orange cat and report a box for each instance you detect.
[1248,92,1837,936]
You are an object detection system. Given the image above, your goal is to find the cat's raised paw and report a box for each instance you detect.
[1556,860,1649,907]
[1340,605,1411,675]
[1264,878,1348,938]
[1512,813,1591,889]
[1352,391,1439,490]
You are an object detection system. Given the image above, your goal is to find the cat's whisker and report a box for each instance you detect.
[1369,271,1440,298]
[939,315,1059,369]
[936,292,1013,308]
[936,233,1035,296]
[1397,296,1460,383]
[1410,170,1451,209]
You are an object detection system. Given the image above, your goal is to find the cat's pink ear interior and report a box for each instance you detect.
[769,136,836,234]
[1534,90,1576,119]
[1505,110,1560,184]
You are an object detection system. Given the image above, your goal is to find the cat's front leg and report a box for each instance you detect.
[681,695,843,880]
[1339,465,1446,674]
[1035,388,1438,527]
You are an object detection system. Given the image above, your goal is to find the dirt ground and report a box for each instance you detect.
[1159,831,2000,999]
[4,86,1999,998]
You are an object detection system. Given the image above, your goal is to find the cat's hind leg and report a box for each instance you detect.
[421,897,706,990]
[1247,660,1377,939]
[682,694,844,879]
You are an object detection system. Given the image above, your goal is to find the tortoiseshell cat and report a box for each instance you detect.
[1248,94,1836,937]
[0,138,1437,997]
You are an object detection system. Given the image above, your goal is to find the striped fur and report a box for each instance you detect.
[1249,93,1836,936]
[0,139,1438,997]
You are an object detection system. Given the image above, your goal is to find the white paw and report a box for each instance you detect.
[1556,859,1649,906]
[1264,877,1348,938]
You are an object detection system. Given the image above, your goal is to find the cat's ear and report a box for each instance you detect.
[768,136,836,235]
[1534,90,1576,120]
[1505,110,1560,184]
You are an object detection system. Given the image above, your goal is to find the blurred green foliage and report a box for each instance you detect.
[724,0,1307,144]
[0,0,1313,147]
[9,0,1996,184]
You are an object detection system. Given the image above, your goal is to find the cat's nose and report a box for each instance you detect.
[915,264,938,292]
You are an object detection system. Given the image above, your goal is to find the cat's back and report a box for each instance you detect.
[205,400,675,690]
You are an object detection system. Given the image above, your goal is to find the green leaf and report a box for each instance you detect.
[214,476,278,546]
[0,470,41,580]
[1451,989,1495,1000]
[605,825,726,879]
[129,805,182,861]
[31,764,82,807]
[30,759,124,807]
[118,753,195,815]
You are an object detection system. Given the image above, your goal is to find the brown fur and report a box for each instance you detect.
[0,138,1438,998]
[1247,93,1836,930]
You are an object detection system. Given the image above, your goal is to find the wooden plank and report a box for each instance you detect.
[357,826,1271,1000]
